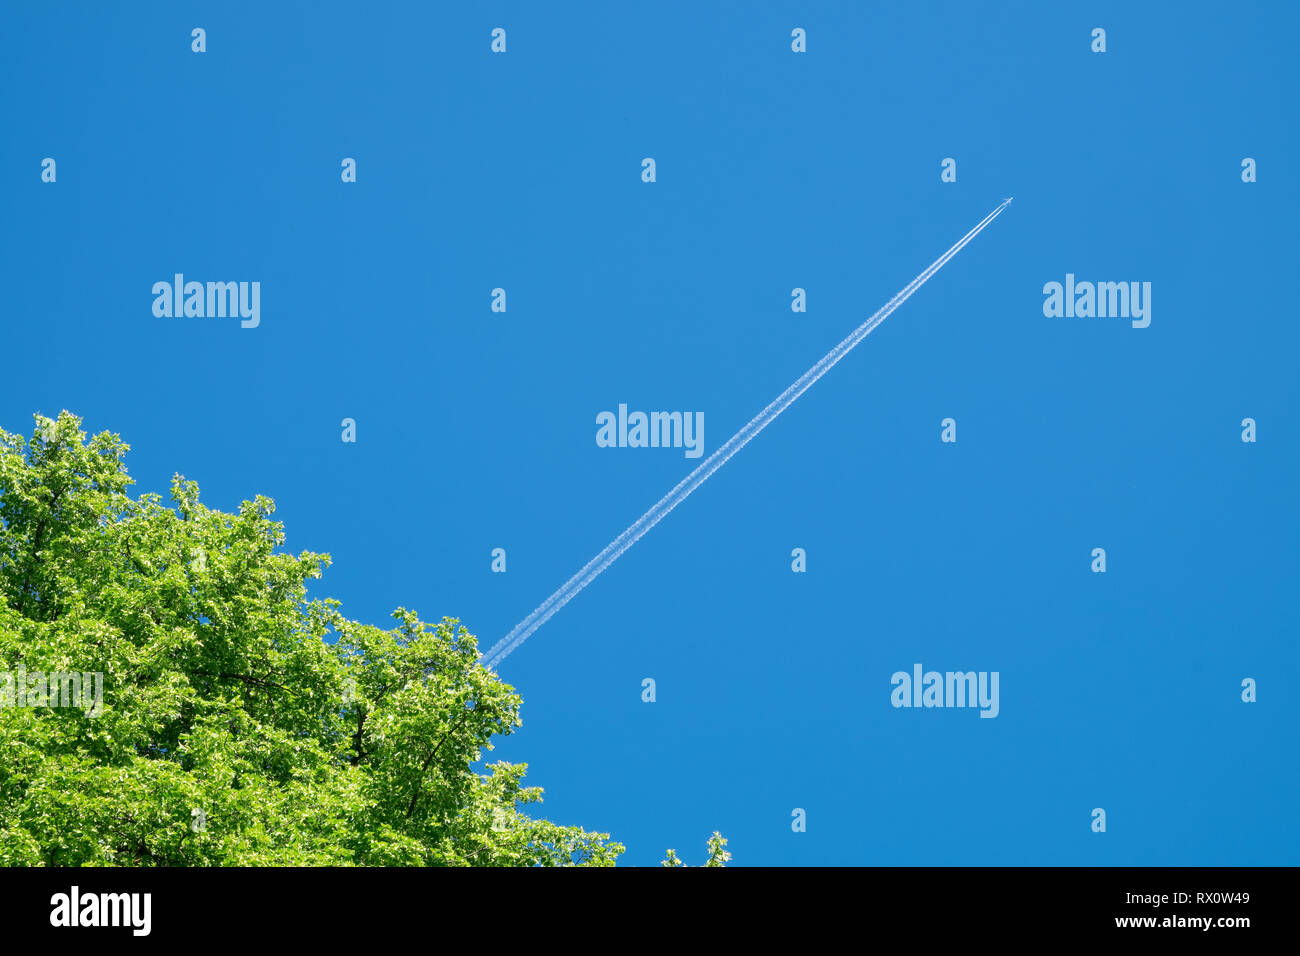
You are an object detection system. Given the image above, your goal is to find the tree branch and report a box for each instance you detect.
[405,710,473,819]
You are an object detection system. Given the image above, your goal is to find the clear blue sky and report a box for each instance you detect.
[2,1,1296,865]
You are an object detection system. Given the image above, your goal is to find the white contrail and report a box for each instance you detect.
[482,198,1013,670]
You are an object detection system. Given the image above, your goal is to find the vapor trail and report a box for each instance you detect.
[482,198,1013,670]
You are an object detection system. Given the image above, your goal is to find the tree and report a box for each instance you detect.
[0,411,627,865]
[661,831,732,867]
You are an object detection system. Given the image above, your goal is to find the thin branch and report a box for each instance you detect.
[405,710,473,819]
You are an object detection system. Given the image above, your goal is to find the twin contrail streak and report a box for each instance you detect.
[481,199,1013,670]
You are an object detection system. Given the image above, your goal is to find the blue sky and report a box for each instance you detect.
[2,1,1296,865]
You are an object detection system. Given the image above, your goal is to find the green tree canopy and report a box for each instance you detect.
[0,411,631,865]
[661,831,732,867]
